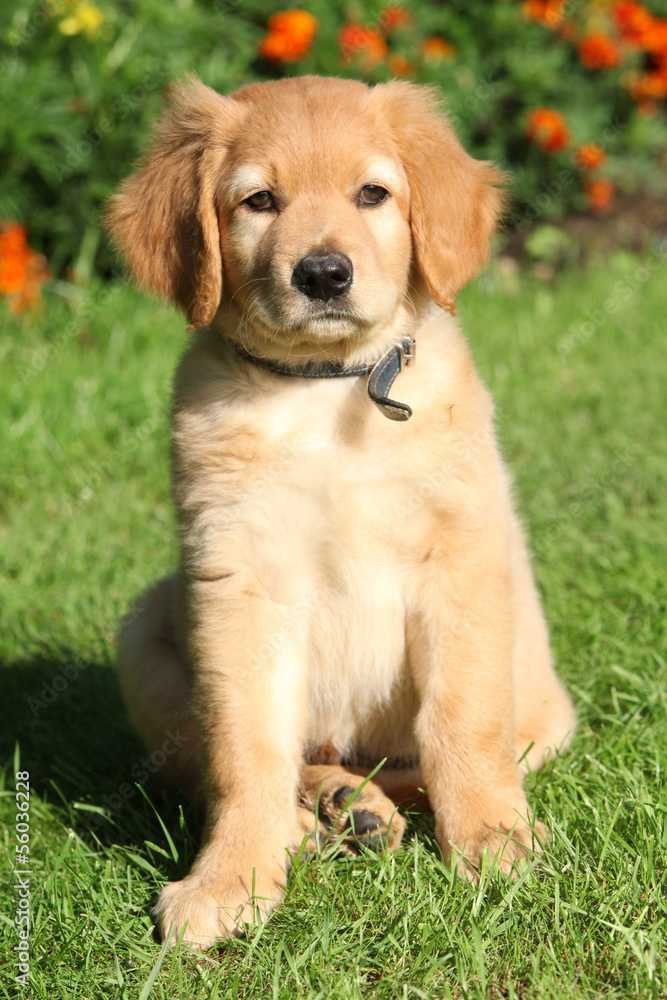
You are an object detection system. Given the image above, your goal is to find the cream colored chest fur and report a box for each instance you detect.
[171,313,507,761]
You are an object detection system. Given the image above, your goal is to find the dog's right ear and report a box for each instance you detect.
[105,76,244,330]
[372,81,506,317]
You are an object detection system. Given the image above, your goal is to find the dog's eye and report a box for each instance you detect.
[242,191,275,211]
[358,185,389,206]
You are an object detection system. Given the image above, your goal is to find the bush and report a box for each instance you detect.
[1,0,666,283]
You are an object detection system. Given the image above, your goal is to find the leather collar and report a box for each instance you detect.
[233,336,416,421]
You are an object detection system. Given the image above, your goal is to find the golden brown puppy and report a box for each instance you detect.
[108,75,576,950]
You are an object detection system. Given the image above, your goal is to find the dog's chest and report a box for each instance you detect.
[254,385,431,559]
[243,391,430,752]
[177,340,489,757]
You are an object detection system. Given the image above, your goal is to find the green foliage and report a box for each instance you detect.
[0,0,268,279]
[1,0,666,279]
[2,262,666,996]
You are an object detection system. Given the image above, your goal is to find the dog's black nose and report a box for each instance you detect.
[292,252,353,301]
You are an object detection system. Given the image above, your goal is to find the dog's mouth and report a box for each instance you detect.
[291,308,370,345]
[308,308,356,323]
[258,298,366,339]
[297,295,367,327]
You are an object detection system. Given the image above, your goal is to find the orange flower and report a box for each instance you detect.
[573,143,606,170]
[522,0,567,29]
[379,5,410,31]
[630,67,667,101]
[584,179,614,214]
[526,108,571,153]
[388,54,415,76]
[643,19,667,59]
[0,222,50,313]
[258,9,318,64]
[614,2,654,48]
[339,23,388,68]
[578,33,623,69]
[0,223,29,295]
[558,20,576,41]
[637,99,658,115]
[422,36,456,60]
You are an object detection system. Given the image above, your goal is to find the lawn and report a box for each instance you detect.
[1,253,666,999]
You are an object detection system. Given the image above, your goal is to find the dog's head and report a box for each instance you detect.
[107,76,505,349]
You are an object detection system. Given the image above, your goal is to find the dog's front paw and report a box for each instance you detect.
[154,864,286,950]
[439,802,548,883]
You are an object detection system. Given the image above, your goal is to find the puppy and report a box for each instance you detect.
[107,75,576,950]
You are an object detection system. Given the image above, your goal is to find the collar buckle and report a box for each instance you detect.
[232,335,417,421]
[399,336,416,370]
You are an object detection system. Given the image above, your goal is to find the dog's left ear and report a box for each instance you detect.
[106,75,245,329]
[373,81,506,316]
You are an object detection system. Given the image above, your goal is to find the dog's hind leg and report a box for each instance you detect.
[116,574,202,796]
[293,764,406,857]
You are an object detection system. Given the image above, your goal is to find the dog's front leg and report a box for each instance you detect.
[408,543,547,882]
[154,576,308,949]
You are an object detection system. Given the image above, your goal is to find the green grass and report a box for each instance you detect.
[1,254,666,999]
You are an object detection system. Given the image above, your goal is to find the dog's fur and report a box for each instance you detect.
[107,75,576,949]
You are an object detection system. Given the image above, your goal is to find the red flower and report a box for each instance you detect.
[388,54,415,77]
[614,2,654,48]
[584,179,615,214]
[0,222,50,313]
[522,0,567,29]
[643,19,667,60]
[379,5,410,32]
[630,67,667,101]
[578,34,624,70]
[573,143,606,170]
[526,108,571,153]
[422,36,456,60]
[258,9,318,64]
[339,23,388,68]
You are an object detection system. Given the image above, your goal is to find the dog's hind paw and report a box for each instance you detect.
[294,765,406,858]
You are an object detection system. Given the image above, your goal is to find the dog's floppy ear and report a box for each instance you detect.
[373,81,506,316]
[106,76,244,329]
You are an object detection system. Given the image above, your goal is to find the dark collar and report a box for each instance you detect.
[233,337,416,421]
